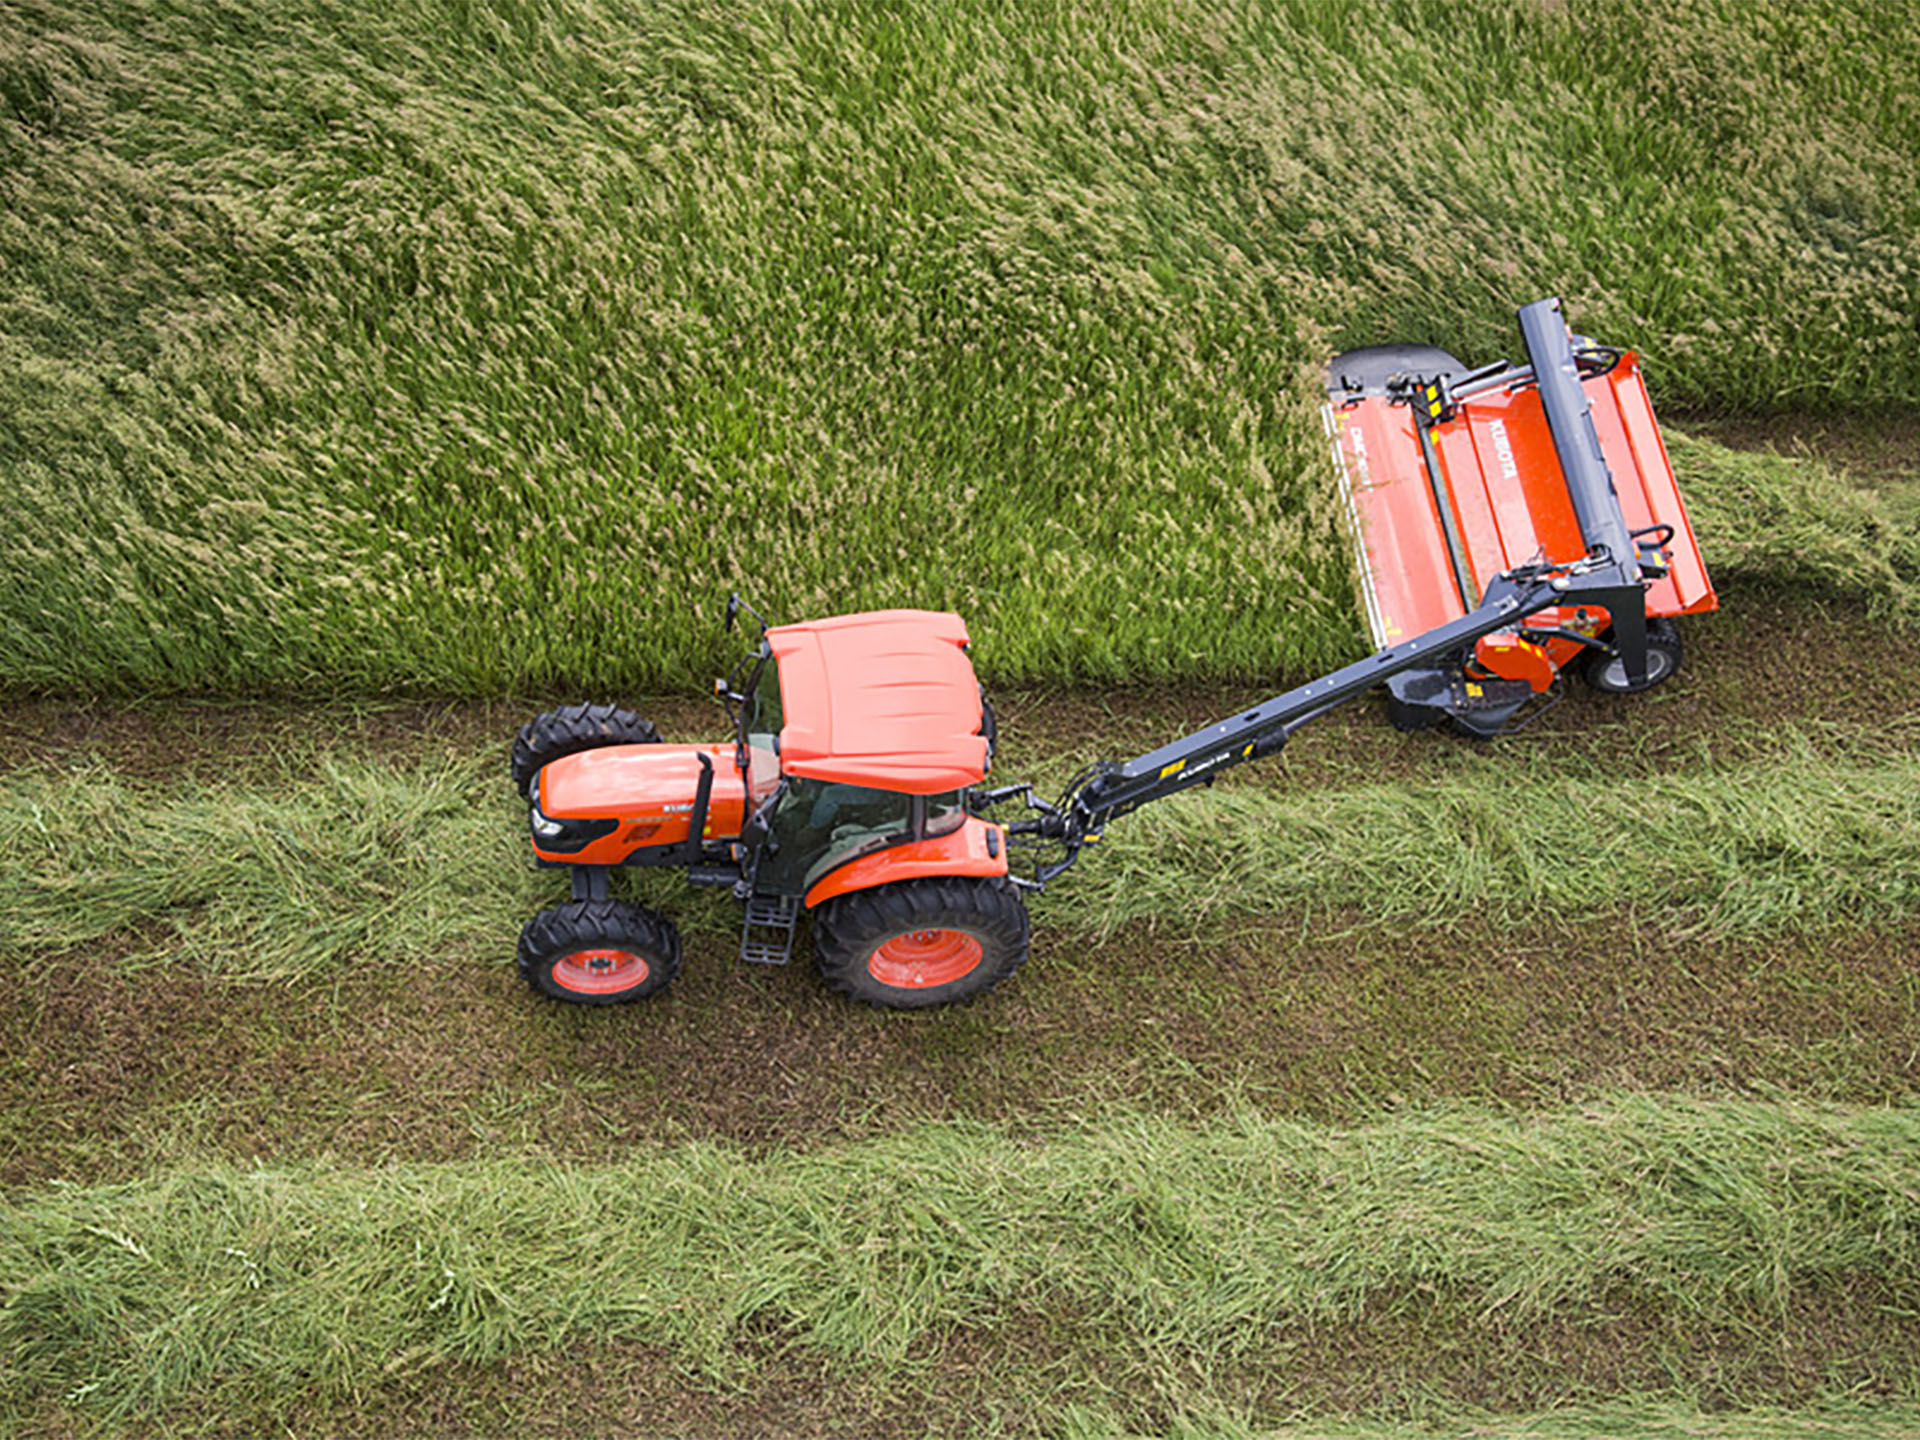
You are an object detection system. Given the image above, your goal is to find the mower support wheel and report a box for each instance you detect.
[511,704,660,796]
[518,899,681,1005]
[813,876,1029,1010]
[1582,618,1683,695]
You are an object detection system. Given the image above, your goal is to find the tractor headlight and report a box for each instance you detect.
[528,804,619,853]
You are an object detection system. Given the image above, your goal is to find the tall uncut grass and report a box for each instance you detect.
[4,1097,1917,1419]
[3,0,1916,694]
[2,729,1915,977]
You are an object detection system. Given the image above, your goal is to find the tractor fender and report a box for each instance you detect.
[804,817,1009,908]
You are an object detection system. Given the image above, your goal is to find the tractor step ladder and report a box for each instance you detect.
[740,893,801,965]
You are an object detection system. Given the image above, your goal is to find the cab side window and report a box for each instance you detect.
[743,658,783,807]
[758,779,913,895]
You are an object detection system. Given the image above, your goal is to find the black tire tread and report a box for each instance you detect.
[813,876,1029,1010]
[511,703,660,795]
[517,898,682,1005]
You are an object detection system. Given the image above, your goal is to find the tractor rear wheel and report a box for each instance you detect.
[1582,618,1683,694]
[813,877,1029,1010]
[518,899,681,1005]
[511,704,660,796]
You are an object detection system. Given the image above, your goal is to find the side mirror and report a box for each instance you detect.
[726,593,771,636]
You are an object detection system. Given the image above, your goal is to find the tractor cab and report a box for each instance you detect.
[738,610,992,898]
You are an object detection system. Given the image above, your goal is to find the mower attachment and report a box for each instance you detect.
[986,298,1719,886]
[1325,297,1715,734]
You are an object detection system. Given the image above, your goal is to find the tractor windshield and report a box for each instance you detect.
[742,647,782,807]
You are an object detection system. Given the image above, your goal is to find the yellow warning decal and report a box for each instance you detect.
[1466,682,1483,697]
[1159,760,1186,779]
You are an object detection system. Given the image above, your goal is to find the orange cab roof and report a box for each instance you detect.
[768,609,988,795]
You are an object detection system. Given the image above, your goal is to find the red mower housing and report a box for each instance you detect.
[1326,301,1716,731]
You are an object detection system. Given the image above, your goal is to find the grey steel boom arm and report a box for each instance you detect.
[992,557,1643,883]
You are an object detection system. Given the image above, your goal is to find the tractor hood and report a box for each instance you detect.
[531,742,747,867]
[538,742,746,826]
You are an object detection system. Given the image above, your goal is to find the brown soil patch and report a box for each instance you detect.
[1684,412,1920,492]
[4,593,1918,808]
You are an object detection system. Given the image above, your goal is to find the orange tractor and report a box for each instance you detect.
[513,298,1715,1009]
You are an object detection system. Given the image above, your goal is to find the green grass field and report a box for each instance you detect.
[4,0,1918,693]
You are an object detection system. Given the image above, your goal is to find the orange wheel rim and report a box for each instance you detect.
[552,947,649,996]
[867,929,983,989]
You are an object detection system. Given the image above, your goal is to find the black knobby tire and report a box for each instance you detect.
[978,685,998,760]
[1581,618,1683,695]
[813,876,1030,1010]
[1385,691,1448,733]
[518,899,682,1005]
[511,703,660,796]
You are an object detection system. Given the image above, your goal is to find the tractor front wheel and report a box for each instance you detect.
[813,877,1029,1010]
[511,704,660,797]
[518,899,682,1005]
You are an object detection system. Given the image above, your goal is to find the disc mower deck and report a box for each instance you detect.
[1326,299,1716,732]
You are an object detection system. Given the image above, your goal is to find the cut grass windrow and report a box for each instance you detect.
[2,727,1916,979]
[4,1096,1918,1423]
[5,1,1920,695]
[1068,727,1920,943]
[1670,431,1920,625]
